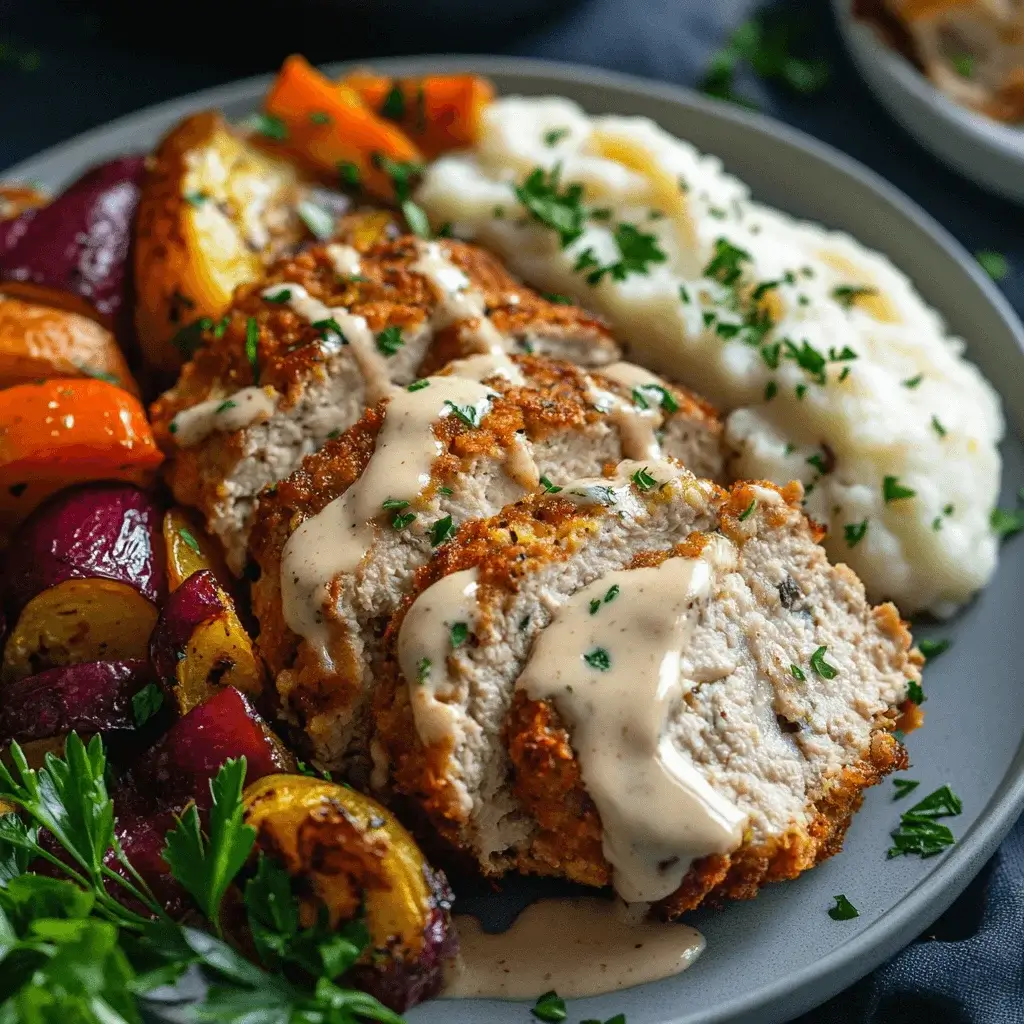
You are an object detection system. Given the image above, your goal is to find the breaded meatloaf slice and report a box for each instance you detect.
[248,354,722,776]
[150,235,619,571]
[373,461,921,916]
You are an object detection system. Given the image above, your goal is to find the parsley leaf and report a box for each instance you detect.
[249,113,288,141]
[703,237,751,287]
[631,466,658,491]
[790,664,806,681]
[883,476,916,502]
[892,778,920,800]
[738,499,757,521]
[828,894,859,921]
[902,374,924,389]
[539,476,562,493]
[907,679,925,705]
[515,165,586,247]
[450,622,468,648]
[583,648,612,672]
[544,127,571,147]
[132,684,165,727]
[162,758,256,937]
[429,515,455,546]
[888,785,962,858]
[991,506,1024,539]
[245,317,260,384]
[444,400,484,428]
[375,325,404,356]
[380,83,405,121]
[532,990,568,1022]
[976,250,1008,281]
[918,638,951,660]
[832,284,876,309]
[844,520,868,548]
[632,383,679,413]
[810,645,838,679]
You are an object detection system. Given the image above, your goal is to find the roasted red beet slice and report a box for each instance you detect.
[0,156,145,331]
[0,659,158,745]
[129,686,292,810]
[109,807,189,919]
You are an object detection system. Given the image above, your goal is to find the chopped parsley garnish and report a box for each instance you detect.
[381,498,409,511]
[312,317,346,347]
[764,380,778,401]
[245,316,260,384]
[542,292,574,304]
[703,237,751,287]
[417,657,431,683]
[790,664,806,681]
[809,645,838,679]
[975,250,1008,281]
[493,205,505,218]
[632,383,679,413]
[532,990,568,1022]
[991,506,1024,539]
[679,284,691,304]
[902,374,924,389]
[391,510,416,530]
[583,648,612,672]
[407,379,430,391]
[828,895,859,921]
[883,476,916,502]
[581,223,668,285]
[844,520,868,548]
[589,584,620,615]
[907,679,925,705]
[429,516,455,546]
[264,288,292,304]
[296,199,334,241]
[892,778,921,800]
[184,190,208,207]
[887,784,962,858]
[832,284,877,309]
[171,316,215,357]
[450,622,468,648]
[543,126,571,147]
[444,400,483,428]
[250,112,288,140]
[402,199,432,239]
[437,486,453,495]
[539,476,562,493]
[337,161,361,188]
[783,338,827,384]
[738,499,757,521]
[131,683,165,727]
[631,466,658,491]
[589,207,613,221]
[515,165,586,247]
[951,54,974,78]
[931,415,947,438]
[806,452,829,475]
[178,526,202,554]
[380,83,405,120]
[375,325,404,356]
[795,383,808,400]
[309,110,331,125]
[918,638,951,660]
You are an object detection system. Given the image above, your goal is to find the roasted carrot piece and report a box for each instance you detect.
[263,55,423,200]
[0,295,139,393]
[0,186,48,222]
[342,70,494,157]
[0,378,162,537]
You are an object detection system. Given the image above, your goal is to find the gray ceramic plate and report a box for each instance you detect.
[5,55,1023,1024]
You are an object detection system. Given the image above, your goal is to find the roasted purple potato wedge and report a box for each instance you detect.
[0,658,161,746]
[2,483,166,682]
[243,774,457,1011]
[129,686,293,811]
[0,157,144,333]
[149,569,264,714]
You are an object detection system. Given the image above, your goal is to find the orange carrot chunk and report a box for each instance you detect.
[263,55,423,200]
[342,71,494,157]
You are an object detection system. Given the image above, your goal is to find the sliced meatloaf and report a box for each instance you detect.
[248,354,723,776]
[373,462,921,916]
[150,235,620,571]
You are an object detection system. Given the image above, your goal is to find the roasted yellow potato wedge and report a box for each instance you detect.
[134,111,309,374]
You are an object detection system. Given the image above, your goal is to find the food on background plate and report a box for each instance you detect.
[0,184,48,222]
[0,294,139,392]
[855,0,1024,124]
[0,378,162,536]
[1,483,166,681]
[150,236,619,571]
[248,353,721,771]
[416,94,1004,615]
[0,156,145,335]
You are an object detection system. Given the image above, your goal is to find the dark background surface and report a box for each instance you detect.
[1,0,1022,1020]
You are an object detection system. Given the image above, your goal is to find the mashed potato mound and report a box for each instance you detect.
[416,96,1004,616]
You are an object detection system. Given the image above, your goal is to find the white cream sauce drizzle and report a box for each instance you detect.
[259,283,392,403]
[411,240,509,355]
[324,242,362,278]
[169,386,278,447]
[280,378,495,666]
[444,898,705,999]
[585,367,666,462]
[516,536,746,902]
[559,458,687,516]
[398,567,480,754]
[443,352,526,386]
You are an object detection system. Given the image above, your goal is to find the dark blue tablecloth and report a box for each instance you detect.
[1,0,1022,1019]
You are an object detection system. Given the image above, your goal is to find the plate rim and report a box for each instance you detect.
[4,53,1023,1024]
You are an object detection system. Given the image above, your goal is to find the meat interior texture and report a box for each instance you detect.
[248,353,723,776]
[150,235,620,572]
[373,465,918,916]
